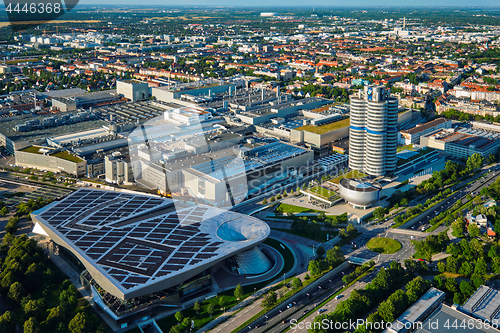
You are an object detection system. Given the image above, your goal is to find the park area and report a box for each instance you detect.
[367,237,402,254]
[330,170,367,184]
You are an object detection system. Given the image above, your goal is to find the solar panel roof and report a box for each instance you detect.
[32,188,270,300]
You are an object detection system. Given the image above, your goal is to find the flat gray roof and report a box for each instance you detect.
[414,304,500,333]
[0,114,106,143]
[461,285,500,322]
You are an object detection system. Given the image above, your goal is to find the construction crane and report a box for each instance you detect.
[53,26,65,35]
[42,29,53,36]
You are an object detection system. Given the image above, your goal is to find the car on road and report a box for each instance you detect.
[334,294,344,300]
[318,309,327,314]
[303,309,309,314]
[287,303,293,309]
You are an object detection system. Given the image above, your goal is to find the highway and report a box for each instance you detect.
[239,266,355,333]
[400,165,500,232]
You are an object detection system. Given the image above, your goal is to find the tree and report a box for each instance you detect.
[68,312,94,333]
[308,259,323,276]
[24,317,39,333]
[460,280,476,298]
[468,223,481,238]
[316,245,326,258]
[0,311,15,333]
[454,293,463,305]
[326,246,345,267]
[291,277,302,291]
[377,299,396,323]
[459,261,474,277]
[492,257,500,274]
[175,311,183,323]
[207,303,215,317]
[262,198,267,205]
[8,281,25,303]
[406,276,430,302]
[471,274,485,289]
[218,296,225,309]
[374,207,385,221]
[467,153,484,172]
[194,301,201,313]
[437,262,446,273]
[474,257,488,275]
[234,284,244,300]
[447,243,462,257]
[3,233,15,246]
[261,291,277,310]
[451,219,466,238]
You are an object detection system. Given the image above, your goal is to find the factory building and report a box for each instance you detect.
[116,79,150,102]
[15,146,87,176]
[420,128,500,159]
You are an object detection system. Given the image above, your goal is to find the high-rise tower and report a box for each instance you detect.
[349,85,398,176]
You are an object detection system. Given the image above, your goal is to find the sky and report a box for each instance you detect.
[77,1,500,7]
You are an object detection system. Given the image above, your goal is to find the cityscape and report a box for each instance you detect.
[1,4,500,333]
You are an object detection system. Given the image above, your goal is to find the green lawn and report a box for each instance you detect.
[308,186,337,199]
[397,144,414,152]
[274,228,338,242]
[20,146,43,154]
[276,203,323,214]
[295,117,350,134]
[52,151,84,163]
[367,238,402,254]
[330,170,367,184]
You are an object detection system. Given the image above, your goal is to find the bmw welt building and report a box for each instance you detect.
[31,189,271,327]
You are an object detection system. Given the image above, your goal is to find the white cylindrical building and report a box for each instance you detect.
[348,85,398,176]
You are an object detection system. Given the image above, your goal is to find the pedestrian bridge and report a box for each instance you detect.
[347,256,371,265]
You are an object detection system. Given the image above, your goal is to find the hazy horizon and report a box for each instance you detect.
[75,2,500,8]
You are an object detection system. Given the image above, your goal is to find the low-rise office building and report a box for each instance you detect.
[105,153,134,185]
[15,146,87,176]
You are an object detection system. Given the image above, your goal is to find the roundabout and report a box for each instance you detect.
[367,237,402,254]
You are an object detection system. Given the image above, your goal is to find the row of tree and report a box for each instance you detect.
[308,246,345,277]
[0,235,105,333]
[310,262,425,333]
